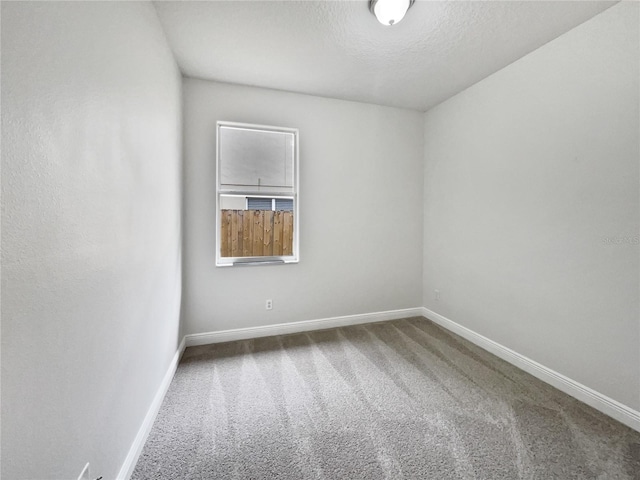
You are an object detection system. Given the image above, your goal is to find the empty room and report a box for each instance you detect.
[1,0,639,479]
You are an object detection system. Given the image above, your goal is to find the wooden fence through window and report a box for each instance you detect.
[220,209,294,257]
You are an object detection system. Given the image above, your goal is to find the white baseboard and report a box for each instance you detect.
[185,307,424,347]
[118,306,639,480]
[117,337,186,480]
[422,307,640,433]
[117,308,420,479]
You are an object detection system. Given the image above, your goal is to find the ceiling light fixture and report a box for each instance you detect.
[369,0,414,26]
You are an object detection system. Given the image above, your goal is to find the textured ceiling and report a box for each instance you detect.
[154,0,617,111]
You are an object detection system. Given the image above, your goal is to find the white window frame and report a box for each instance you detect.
[216,121,299,267]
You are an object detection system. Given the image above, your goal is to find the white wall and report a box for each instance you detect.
[423,2,639,410]
[183,79,424,335]
[220,195,249,210]
[1,2,182,479]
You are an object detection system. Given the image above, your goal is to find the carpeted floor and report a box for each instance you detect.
[132,317,640,479]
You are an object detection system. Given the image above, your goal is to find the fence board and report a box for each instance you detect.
[273,211,283,255]
[253,210,264,256]
[231,210,239,256]
[242,212,251,257]
[221,210,230,257]
[264,210,273,256]
[282,211,292,256]
[220,214,227,257]
[236,210,244,255]
[221,209,293,258]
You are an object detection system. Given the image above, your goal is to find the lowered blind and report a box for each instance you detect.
[275,198,294,211]
[247,197,293,211]
[247,197,273,210]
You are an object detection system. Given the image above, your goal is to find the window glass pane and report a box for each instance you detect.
[217,122,297,265]
[219,194,294,259]
[275,198,294,212]
[219,126,294,192]
[247,197,273,210]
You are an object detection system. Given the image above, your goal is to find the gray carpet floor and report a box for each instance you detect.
[132,317,640,479]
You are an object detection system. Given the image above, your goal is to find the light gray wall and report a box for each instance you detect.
[220,195,249,210]
[1,2,182,479]
[423,2,639,410]
[183,79,424,335]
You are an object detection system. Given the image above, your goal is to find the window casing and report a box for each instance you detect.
[216,121,299,266]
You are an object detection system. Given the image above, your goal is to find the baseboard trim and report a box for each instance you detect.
[118,305,639,480]
[117,337,186,480]
[185,307,424,347]
[422,307,640,433]
[117,308,421,478]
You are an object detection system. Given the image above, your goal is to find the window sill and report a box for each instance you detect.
[216,257,299,267]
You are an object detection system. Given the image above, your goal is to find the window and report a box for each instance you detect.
[246,197,273,211]
[275,198,294,212]
[216,122,299,266]
[246,197,294,212]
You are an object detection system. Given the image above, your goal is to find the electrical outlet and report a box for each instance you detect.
[434,289,440,301]
[77,463,90,480]
[266,299,273,310]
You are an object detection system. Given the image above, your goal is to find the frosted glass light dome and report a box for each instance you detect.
[370,0,414,26]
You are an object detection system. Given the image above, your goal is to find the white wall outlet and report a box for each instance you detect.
[77,463,90,480]
[435,289,440,301]
[266,299,273,310]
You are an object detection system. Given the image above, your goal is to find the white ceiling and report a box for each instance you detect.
[153,0,617,111]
